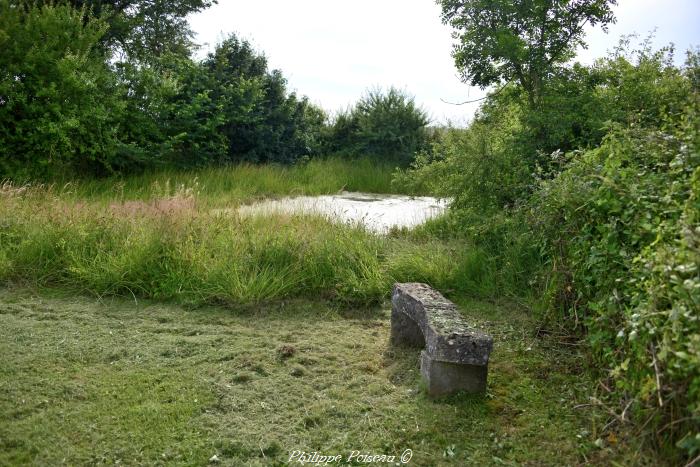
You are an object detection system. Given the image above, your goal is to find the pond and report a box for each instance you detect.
[235,191,448,233]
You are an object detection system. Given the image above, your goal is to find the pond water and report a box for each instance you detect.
[234,192,448,233]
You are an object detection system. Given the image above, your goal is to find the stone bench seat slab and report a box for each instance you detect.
[390,283,493,396]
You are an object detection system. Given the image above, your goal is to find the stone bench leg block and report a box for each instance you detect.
[390,306,425,347]
[420,351,488,397]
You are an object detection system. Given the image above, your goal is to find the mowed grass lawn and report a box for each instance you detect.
[0,287,626,466]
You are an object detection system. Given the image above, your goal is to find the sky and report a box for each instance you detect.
[189,0,700,125]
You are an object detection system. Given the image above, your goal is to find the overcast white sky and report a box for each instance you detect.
[189,0,700,125]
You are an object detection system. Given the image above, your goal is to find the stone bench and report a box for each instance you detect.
[390,283,493,396]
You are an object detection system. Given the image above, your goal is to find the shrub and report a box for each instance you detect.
[201,35,326,164]
[527,104,699,456]
[325,87,430,165]
[0,1,122,179]
[399,43,700,459]
[394,111,530,215]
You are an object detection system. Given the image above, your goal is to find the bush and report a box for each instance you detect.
[201,35,326,164]
[400,42,700,458]
[110,35,327,171]
[394,120,530,215]
[0,1,122,179]
[527,104,699,456]
[324,87,430,165]
[0,9,328,179]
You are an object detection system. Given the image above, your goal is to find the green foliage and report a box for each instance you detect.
[117,54,236,170]
[323,108,359,156]
[60,0,215,62]
[439,0,617,105]
[158,56,229,167]
[0,8,327,179]
[502,42,694,166]
[527,105,699,457]
[592,39,694,128]
[401,39,699,458]
[395,118,529,214]
[184,34,327,165]
[0,1,123,179]
[107,35,326,171]
[352,88,430,163]
[325,87,430,165]
[405,41,696,183]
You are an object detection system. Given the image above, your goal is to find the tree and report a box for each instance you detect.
[202,35,325,164]
[354,88,430,164]
[439,0,617,106]
[324,88,430,165]
[0,1,123,178]
[29,0,216,62]
[110,56,229,171]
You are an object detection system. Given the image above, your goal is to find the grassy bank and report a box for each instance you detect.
[0,287,638,466]
[57,157,419,207]
[0,159,511,306]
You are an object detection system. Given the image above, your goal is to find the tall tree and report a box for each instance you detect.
[439,0,617,106]
[55,0,215,61]
[202,35,325,164]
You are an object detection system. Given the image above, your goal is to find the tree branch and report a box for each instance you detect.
[440,82,509,105]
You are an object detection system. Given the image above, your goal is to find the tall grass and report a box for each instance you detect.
[59,157,416,207]
[0,163,504,306]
